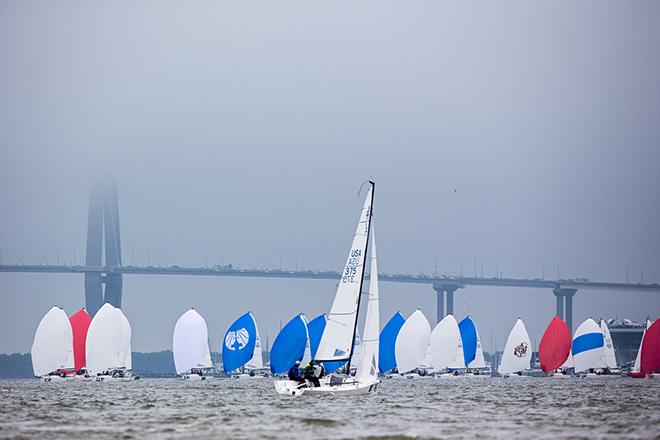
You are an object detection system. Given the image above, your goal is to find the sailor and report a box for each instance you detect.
[304,360,324,387]
[288,360,303,382]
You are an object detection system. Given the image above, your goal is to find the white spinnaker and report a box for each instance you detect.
[468,325,487,369]
[430,315,462,371]
[86,303,124,374]
[395,310,432,373]
[599,319,618,369]
[31,306,74,376]
[356,233,380,381]
[561,350,574,368]
[315,185,373,362]
[498,319,532,375]
[172,309,212,375]
[117,308,132,369]
[633,320,652,372]
[246,322,264,370]
[572,318,605,373]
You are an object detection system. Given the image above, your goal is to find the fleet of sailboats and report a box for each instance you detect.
[27,180,660,387]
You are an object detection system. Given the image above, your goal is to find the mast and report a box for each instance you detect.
[345,180,374,373]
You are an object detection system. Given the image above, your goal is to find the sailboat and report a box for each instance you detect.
[628,319,660,379]
[598,319,619,376]
[223,312,265,379]
[458,316,489,377]
[269,313,309,375]
[274,181,378,395]
[393,310,432,378]
[430,314,465,379]
[31,306,74,381]
[498,318,532,377]
[629,319,652,377]
[86,303,134,381]
[538,316,572,378]
[115,307,136,380]
[69,308,92,379]
[378,311,405,374]
[572,318,605,376]
[173,308,213,380]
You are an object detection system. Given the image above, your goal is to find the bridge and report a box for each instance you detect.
[1,181,659,334]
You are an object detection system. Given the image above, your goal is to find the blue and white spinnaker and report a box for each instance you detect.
[572,318,605,373]
[222,312,258,373]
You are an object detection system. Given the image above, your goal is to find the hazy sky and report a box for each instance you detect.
[1,1,659,354]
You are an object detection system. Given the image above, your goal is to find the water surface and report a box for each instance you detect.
[1,377,658,439]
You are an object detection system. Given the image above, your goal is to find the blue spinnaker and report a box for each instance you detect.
[458,316,477,366]
[379,311,405,373]
[270,314,308,374]
[222,312,257,373]
[308,314,350,373]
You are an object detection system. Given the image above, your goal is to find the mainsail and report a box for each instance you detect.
[355,232,379,381]
[172,309,212,375]
[633,319,652,372]
[223,312,258,373]
[31,306,74,377]
[599,319,618,369]
[245,324,264,370]
[117,308,132,370]
[498,318,532,375]
[378,312,405,373]
[572,318,605,373]
[314,183,373,364]
[395,310,431,373]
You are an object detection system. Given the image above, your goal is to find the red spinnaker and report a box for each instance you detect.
[69,308,92,372]
[538,316,571,372]
[641,319,660,374]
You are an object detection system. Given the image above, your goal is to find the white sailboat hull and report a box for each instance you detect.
[274,378,379,396]
[41,375,72,382]
[182,373,208,381]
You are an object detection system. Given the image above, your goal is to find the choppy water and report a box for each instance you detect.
[1,377,659,439]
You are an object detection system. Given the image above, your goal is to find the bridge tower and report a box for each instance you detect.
[553,288,577,334]
[85,180,123,316]
[433,282,462,323]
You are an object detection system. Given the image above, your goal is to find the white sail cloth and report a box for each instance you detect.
[599,319,618,369]
[633,320,652,372]
[173,309,212,375]
[117,308,132,370]
[246,325,264,370]
[315,185,373,362]
[498,318,532,375]
[572,318,605,373]
[430,315,464,371]
[31,306,74,376]
[86,303,125,374]
[469,324,486,369]
[395,310,431,373]
[355,232,380,381]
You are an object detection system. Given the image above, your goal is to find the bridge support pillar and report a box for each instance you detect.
[552,288,577,334]
[433,283,460,322]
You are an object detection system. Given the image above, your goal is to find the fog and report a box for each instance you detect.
[1,0,659,354]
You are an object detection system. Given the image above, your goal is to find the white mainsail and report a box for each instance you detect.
[172,309,213,375]
[633,319,652,372]
[468,324,486,369]
[599,319,618,369]
[301,314,312,366]
[430,315,463,371]
[246,324,264,370]
[31,306,74,376]
[117,308,132,370]
[395,309,432,373]
[315,184,373,362]
[355,232,380,381]
[498,318,532,375]
[561,350,574,368]
[86,303,124,374]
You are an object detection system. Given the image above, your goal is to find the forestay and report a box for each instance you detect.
[572,318,605,373]
[395,310,431,373]
[172,309,212,375]
[314,185,373,362]
[498,318,532,375]
[31,306,74,377]
[355,233,379,381]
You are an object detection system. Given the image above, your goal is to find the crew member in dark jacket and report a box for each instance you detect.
[288,360,303,382]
